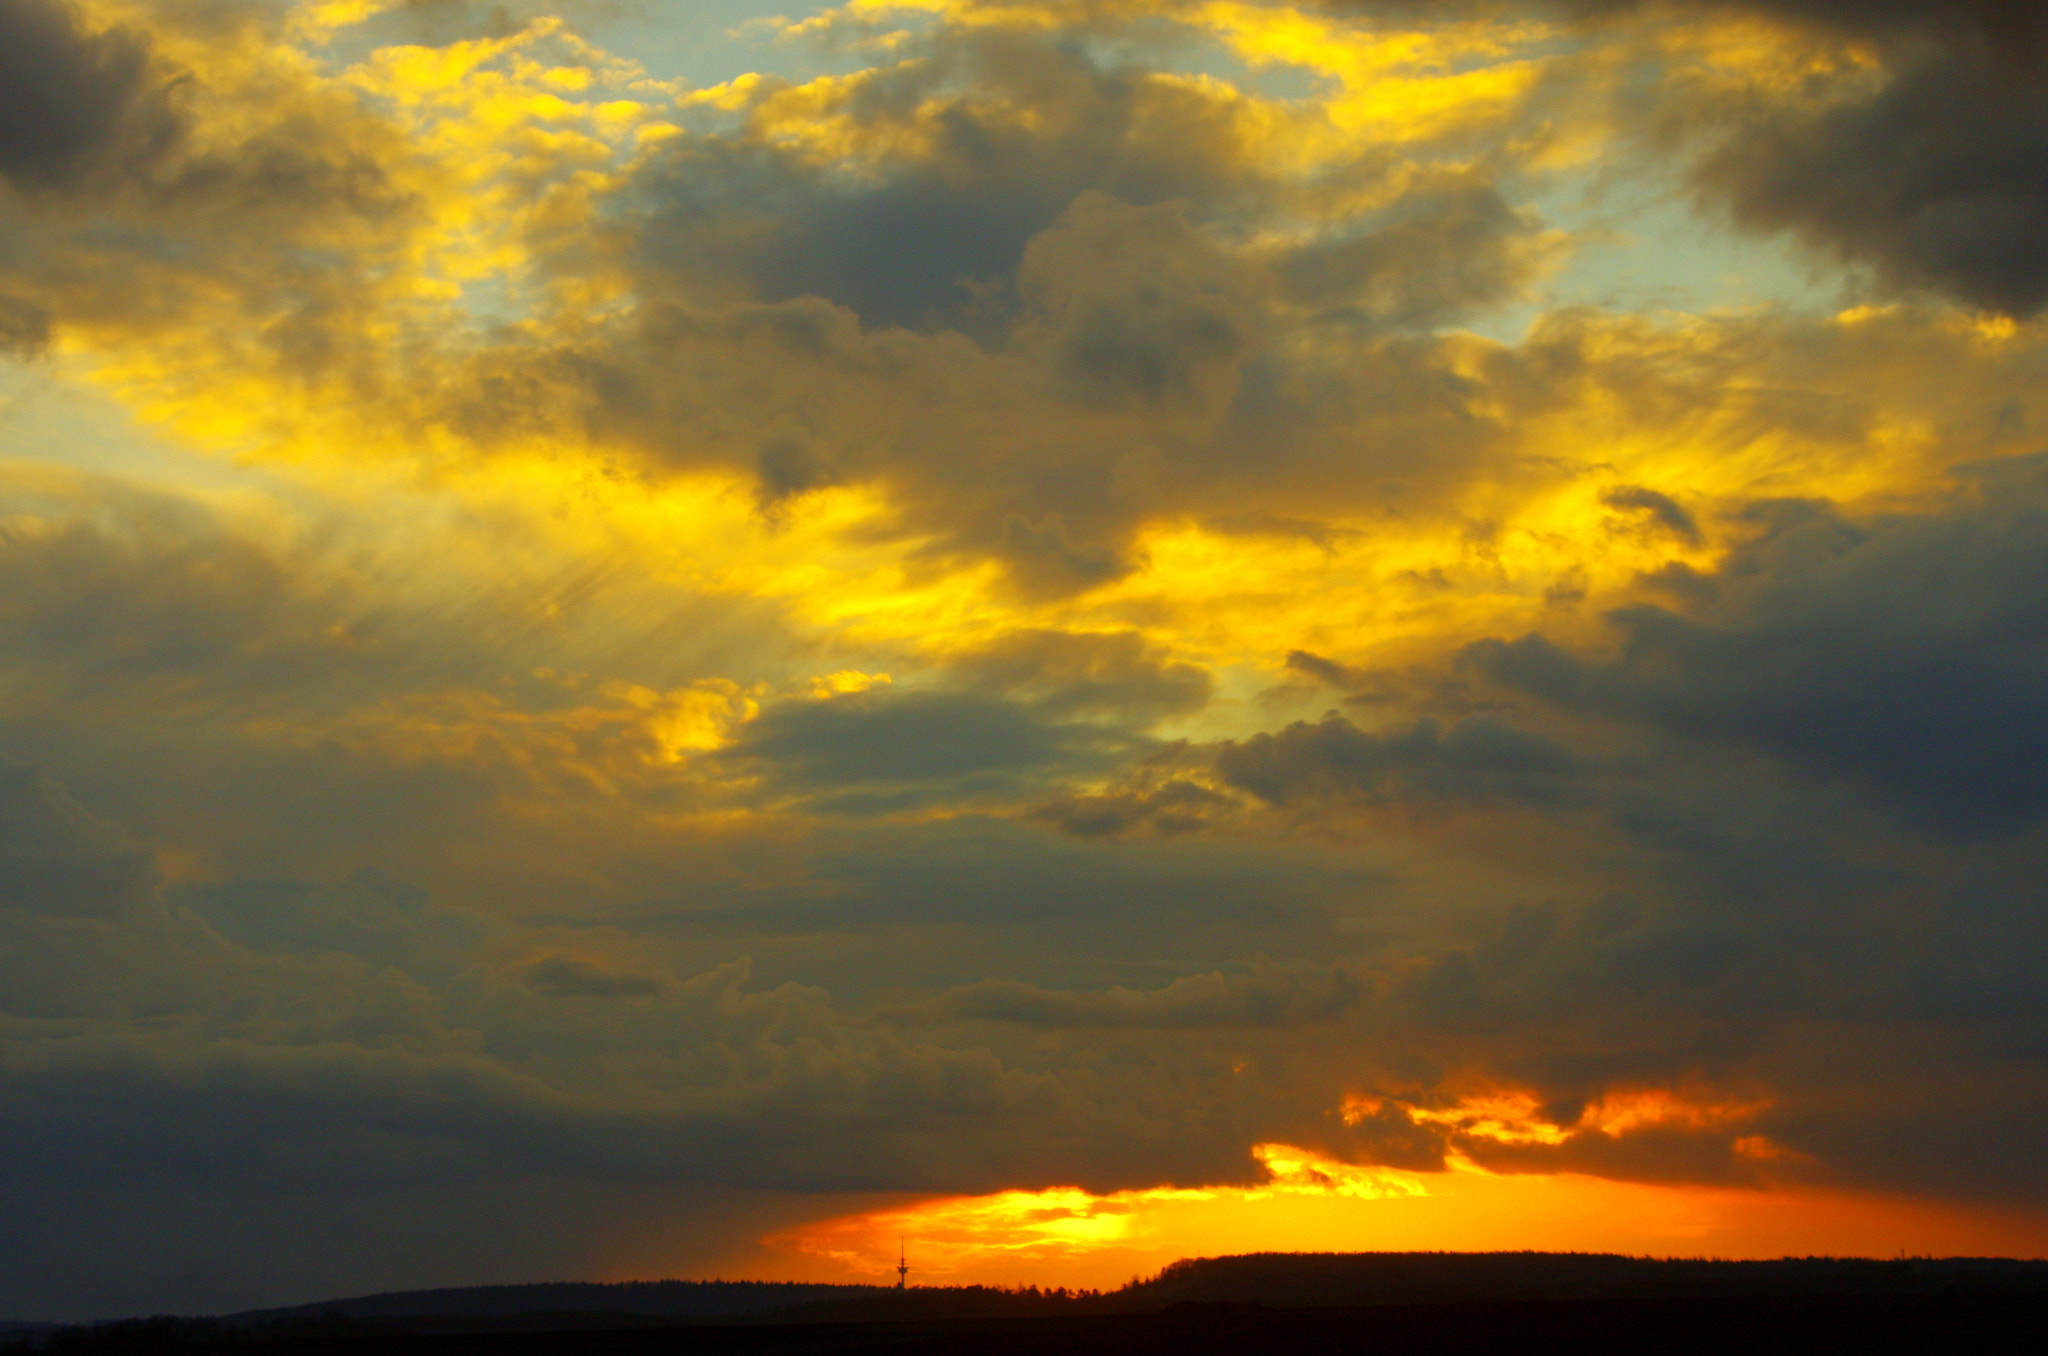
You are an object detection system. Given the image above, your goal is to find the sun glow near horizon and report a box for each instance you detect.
[766,1146,2048,1291]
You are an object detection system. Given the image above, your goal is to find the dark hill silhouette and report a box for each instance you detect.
[756,1251,2048,1324]
[1114,1250,2048,1307]
[9,1294,2048,1353]
[8,1253,2048,1350]
[224,1279,884,1327]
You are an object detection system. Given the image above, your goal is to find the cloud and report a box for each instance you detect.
[1520,0,2048,314]
[523,954,672,999]
[0,295,50,355]
[951,628,1213,722]
[1030,775,1234,838]
[634,31,1272,337]
[1467,478,2048,835]
[0,478,331,705]
[1599,484,1702,546]
[1313,1,2048,315]
[6,0,2048,1315]
[728,689,1081,793]
[0,758,158,919]
[0,0,178,191]
[1216,713,1589,810]
[1275,183,1566,329]
[1697,46,2048,317]
[187,869,497,979]
[884,964,1364,1028]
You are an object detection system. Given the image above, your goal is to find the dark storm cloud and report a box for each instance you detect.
[1348,1,2045,51]
[1274,184,1558,330]
[1635,0,2048,315]
[636,34,1252,336]
[1216,712,1589,809]
[523,954,671,999]
[354,0,573,44]
[185,869,496,979]
[459,16,1579,598]
[1279,651,1409,706]
[0,490,326,703]
[1286,650,1371,689]
[0,2,422,386]
[1467,476,2048,835]
[728,689,1076,789]
[1599,484,1702,545]
[884,964,1364,1028]
[0,759,158,920]
[952,629,1213,722]
[592,188,1547,597]
[722,638,1199,809]
[0,766,1405,1298]
[699,810,1374,934]
[1030,774,1234,837]
[0,0,179,190]
[1427,876,2048,1199]
[0,295,51,355]
[1642,0,2044,52]
[1337,1,2048,313]
[1696,49,2048,317]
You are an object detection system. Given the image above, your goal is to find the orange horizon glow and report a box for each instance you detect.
[760,1145,2048,1292]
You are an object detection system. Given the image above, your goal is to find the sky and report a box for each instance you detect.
[3,0,2048,1322]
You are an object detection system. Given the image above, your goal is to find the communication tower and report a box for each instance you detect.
[896,1238,909,1290]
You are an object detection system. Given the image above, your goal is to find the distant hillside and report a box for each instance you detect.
[226,1279,886,1326]
[1117,1252,2048,1308]
[16,1252,2048,1346]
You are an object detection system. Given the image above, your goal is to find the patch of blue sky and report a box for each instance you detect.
[1464,167,1848,346]
[575,1,889,91]
[446,271,537,331]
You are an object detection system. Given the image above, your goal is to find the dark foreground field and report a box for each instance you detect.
[14,1255,2048,1352]
[19,1295,2048,1354]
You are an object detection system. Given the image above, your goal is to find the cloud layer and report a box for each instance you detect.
[2,0,2046,1319]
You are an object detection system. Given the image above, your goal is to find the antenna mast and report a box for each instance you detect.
[896,1237,909,1291]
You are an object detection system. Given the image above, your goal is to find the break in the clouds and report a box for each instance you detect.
[2,0,2047,1322]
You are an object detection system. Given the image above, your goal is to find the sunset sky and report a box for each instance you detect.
[5,0,2048,1322]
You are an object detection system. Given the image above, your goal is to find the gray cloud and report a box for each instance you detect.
[1600,484,1702,546]
[953,629,1213,722]
[185,869,497,980]
[884,964,1364,1028]
[1468,478,2048,835]
[1217,713,1589,810]
[634,34,1260,337]
[1609,0,2047,56]
[1330,1,2048,314]
[524,954,670,999]
[564,29,1565,595]
[0,0,178,191]
[0,758,158,920]
[728,689,1080,792]
[0,294,50,355]
[1348,1,2047,56]
[1275,183,1559,330]
[1698,47,2048,317]
[1030,775,1234,838]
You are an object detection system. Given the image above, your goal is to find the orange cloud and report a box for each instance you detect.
[1348,1084,1775,1148]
